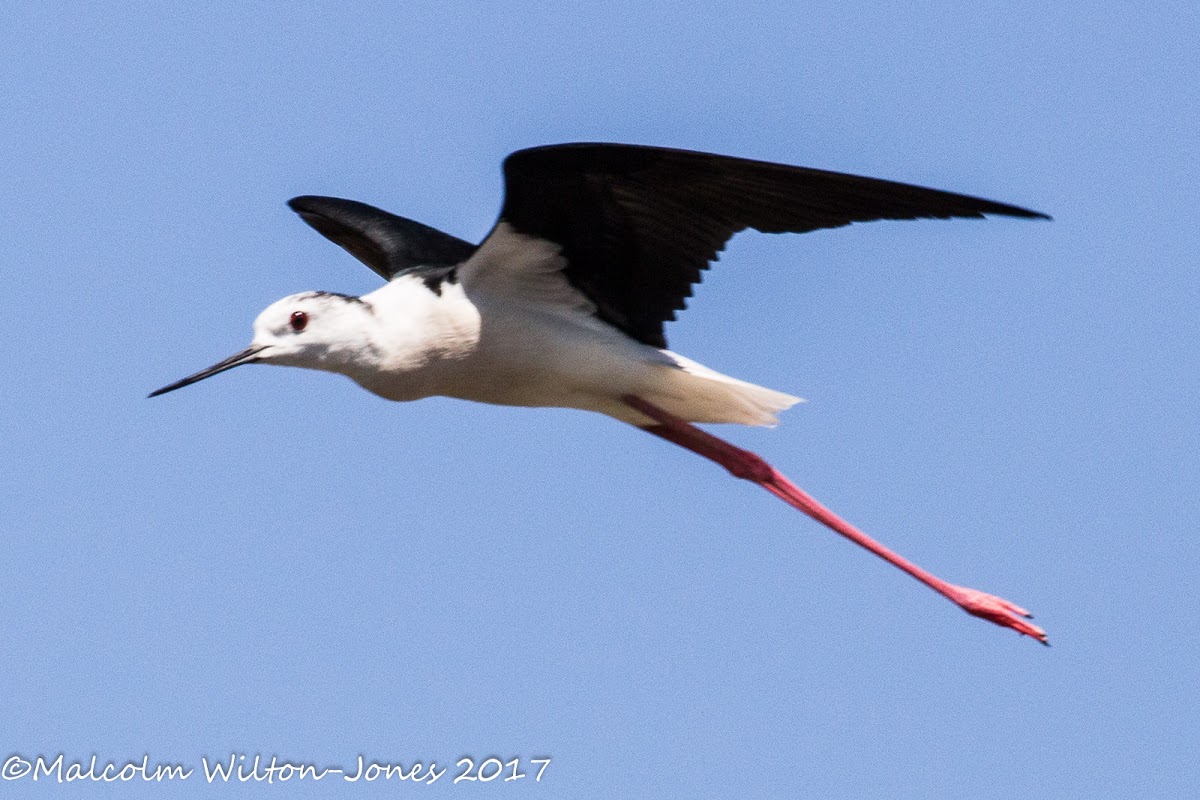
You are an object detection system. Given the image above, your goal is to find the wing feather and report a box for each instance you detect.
[496,143,1047,347]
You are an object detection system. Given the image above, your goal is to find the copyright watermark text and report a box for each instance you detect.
[4,753,551,785]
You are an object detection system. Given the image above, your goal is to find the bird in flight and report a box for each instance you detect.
[152,143,1049,644]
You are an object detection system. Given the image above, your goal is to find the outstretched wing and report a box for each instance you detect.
[495,143,1048,348]
[288,195,477,280]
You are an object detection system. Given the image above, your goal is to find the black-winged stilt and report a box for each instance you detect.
[151,143,1049,644]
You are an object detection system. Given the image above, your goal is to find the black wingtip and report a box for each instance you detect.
[286,195,328,214]
[994,205,1052,222]
[286,194,478,280]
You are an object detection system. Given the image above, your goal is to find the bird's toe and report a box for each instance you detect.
[942,584,1048,645]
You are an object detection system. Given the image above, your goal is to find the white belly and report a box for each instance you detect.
[437,306,669,414]
[346,271,798,427]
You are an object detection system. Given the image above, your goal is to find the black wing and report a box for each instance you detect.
[288,195,477,280]
[498,143,1048,348]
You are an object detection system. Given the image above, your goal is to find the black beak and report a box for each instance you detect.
[148,345,269,398]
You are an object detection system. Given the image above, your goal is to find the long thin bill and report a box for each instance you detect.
[148,345,269,398]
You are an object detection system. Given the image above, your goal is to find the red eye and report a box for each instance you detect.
[289,311,308,332]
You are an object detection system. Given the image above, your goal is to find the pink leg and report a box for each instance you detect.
[623,395,1047,644]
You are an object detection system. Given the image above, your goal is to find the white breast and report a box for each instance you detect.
[343,224,797,427]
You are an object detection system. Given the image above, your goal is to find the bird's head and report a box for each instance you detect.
[149,291,378,397]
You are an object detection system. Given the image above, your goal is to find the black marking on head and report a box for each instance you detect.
[417,264,459,296]
[301,290,374,315]
[308,290,365,304]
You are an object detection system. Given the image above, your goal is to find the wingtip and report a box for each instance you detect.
[985,203,1051,222]
[286,195,325,214]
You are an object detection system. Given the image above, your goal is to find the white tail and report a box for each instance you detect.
[644,352,803,426]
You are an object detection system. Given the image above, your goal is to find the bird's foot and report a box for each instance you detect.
[941,584,1048,645]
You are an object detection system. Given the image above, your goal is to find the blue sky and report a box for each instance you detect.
[2,1,1197,797]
